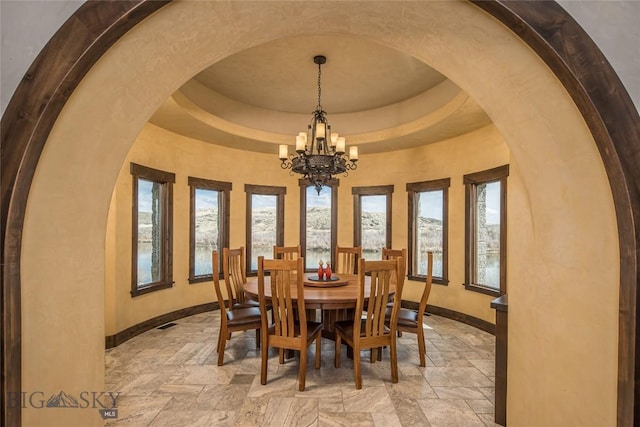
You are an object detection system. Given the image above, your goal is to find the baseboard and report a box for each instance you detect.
[401,301,496,335]
[105,300,494,349]
[105,302,219,349]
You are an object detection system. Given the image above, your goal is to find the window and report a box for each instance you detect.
[463,165,509,296]
[407,178,450,284]
[245,184,285,274]
[188,177,231,283]
[352,185,393,260]
[130,163,175,296]
[300,179,338,271]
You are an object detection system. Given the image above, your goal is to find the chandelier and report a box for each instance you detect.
[279,55,358,194]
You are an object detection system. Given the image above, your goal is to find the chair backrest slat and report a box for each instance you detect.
[335,245,362,275]
[273,245,301,261]
[355,258,403,340]
[211,251,228,324]
[419,252,434,315]
[223,247,247,307]
[259,257,306,340]
[381,248,406,285]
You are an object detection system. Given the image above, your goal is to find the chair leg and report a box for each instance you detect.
[217,321,228,366]
[377,346,383,361]
[353,344,362,389]
[369,348,376,363]
[335,335,342,368]
[390,337,399,384]
[417,328,426,367]
[315,335,321,369]
[260,332,268,385]
[298,346,307,391]
[217,333,227,366]
[279,348,285,364]
[255,328,261,349]
[216,330,223,354]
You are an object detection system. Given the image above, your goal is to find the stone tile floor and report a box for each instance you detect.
[105,311,497,426]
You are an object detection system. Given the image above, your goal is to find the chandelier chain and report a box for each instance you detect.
[317,60,322,111]
[279,55,358,195]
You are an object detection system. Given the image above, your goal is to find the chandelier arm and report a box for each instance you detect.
[282,55,356,194]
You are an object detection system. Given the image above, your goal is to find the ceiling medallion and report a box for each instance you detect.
[279,55,358,194]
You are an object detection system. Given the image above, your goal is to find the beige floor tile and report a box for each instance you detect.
[423,367,494,388]
[149,409,235,426]
[372,412,402,426]
[342,386,395,413]
[318,411,374,426]
[105,311,495,426]
[432,386,487,400]
[390,396,432,426]
[417,398,484,427]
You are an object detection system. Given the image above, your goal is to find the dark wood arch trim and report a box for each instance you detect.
[0,1,172,424]
[1,1,638,425]
[471,4,640,424]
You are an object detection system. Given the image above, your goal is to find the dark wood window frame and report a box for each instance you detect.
[299,179,339,271]
[463,165,509,297]
[188,177,232,284]
[407,178,450,285]
[245,184,286,275]
[352,185,393,255]
[130,162,175,297]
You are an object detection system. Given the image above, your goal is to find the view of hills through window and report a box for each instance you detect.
[305,186,332,269]
[361,195,387,260]
[251,194,278,270]
[137,178,163,286]
[475,181,501,288]
[193,188,219,276]
[137,183,499,283]
[416,190,444,277]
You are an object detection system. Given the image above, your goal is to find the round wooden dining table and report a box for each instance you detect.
[243,273,396,340]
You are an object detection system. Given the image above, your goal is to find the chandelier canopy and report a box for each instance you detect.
[279,55,358,194]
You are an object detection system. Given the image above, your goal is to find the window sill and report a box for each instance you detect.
[408,275,448,285]
[188,275,212,284]
[131,281,173,297]
[463,283,501,297]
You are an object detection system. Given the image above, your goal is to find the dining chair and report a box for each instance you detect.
[257,256,322,391]
[334,245,362,275]
[334,257,405,389]
[382,247,407,339]
[222,247,258,308]
[273,245,301,260]
[381,247,407,284]
[212,251,262,366]
[386,251,433,367]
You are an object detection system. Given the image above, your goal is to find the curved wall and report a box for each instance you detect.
[105,124,509,335]
[17,2,619,425]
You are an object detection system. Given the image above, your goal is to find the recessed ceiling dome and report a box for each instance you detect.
[194,35,446,114]
[150,34,492,154]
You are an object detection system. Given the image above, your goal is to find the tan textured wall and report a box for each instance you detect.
[20,1,619,425]
[104,124,508,336]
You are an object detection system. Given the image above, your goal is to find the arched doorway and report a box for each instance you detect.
[2,1,637,425]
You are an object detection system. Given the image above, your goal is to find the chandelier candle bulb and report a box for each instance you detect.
[279,144,288,160]
[278,55,358,194]
[349,146,358,160]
